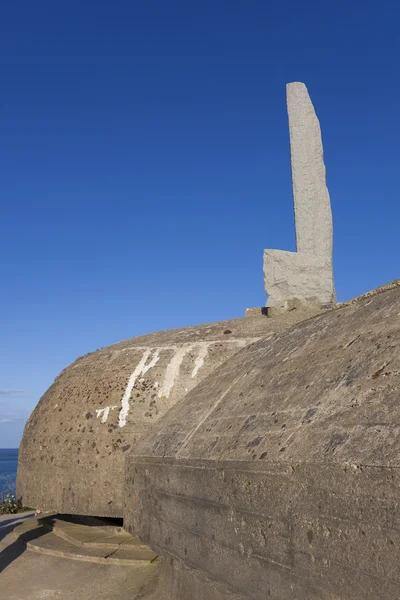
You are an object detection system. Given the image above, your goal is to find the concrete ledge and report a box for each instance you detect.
[244,307,268,318]
[339,278,400,307]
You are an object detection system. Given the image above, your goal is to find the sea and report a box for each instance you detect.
[0,448,18,498]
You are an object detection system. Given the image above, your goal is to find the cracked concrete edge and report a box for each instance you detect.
[338,279,400,308]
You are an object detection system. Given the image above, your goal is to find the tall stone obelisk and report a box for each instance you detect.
[263,82,336,309]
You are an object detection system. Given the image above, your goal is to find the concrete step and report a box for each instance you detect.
[13,517,158,566]
[56,513,126,534]
[49,516,148,549]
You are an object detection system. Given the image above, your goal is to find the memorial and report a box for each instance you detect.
[17,82,400,600]
[264,82,336,309]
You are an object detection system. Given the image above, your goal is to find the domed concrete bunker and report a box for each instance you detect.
[17,310,319,517]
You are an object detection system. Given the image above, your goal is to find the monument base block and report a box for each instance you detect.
[263,249,336,308]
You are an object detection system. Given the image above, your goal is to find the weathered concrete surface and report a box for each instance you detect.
[0,513,157,599]
[18,309,320,518]
[338,277,400,307]
[126,284,400,600]
[264,82,335,308]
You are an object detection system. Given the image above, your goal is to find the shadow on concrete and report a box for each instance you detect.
[0,517,51,573]
[0,514,34,542]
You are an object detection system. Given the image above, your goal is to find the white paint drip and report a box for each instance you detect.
[191,344,209,378]
[158,346,193,399]
[117,339,260,425]
[118,349,160,427]
[96,405,117,424]
[141,349,160,375]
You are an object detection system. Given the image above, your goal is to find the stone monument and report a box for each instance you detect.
[263,82,336,309]
[16,80,400,600]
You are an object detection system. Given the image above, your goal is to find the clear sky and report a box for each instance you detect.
[1,0,399,447]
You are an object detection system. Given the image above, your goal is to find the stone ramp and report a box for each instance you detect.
[13,515,158,566]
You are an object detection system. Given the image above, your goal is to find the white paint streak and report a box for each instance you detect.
[118,349,160,427]
[96,405,117,423]
[191,344,209,378]
[141,349,160,375]
[158,346,192,399]
[117,339,259,424]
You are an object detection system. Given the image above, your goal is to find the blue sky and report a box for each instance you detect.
[1,1,399,447]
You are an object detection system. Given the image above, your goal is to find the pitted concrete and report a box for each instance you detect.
[18,309,321,518]
[264,82,335,308]
[126,284,400,600]
[338,277,400,307]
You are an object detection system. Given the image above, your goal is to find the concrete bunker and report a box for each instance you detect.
[125,284,400,600]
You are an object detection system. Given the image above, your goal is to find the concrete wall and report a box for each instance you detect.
[126,285,400,599]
